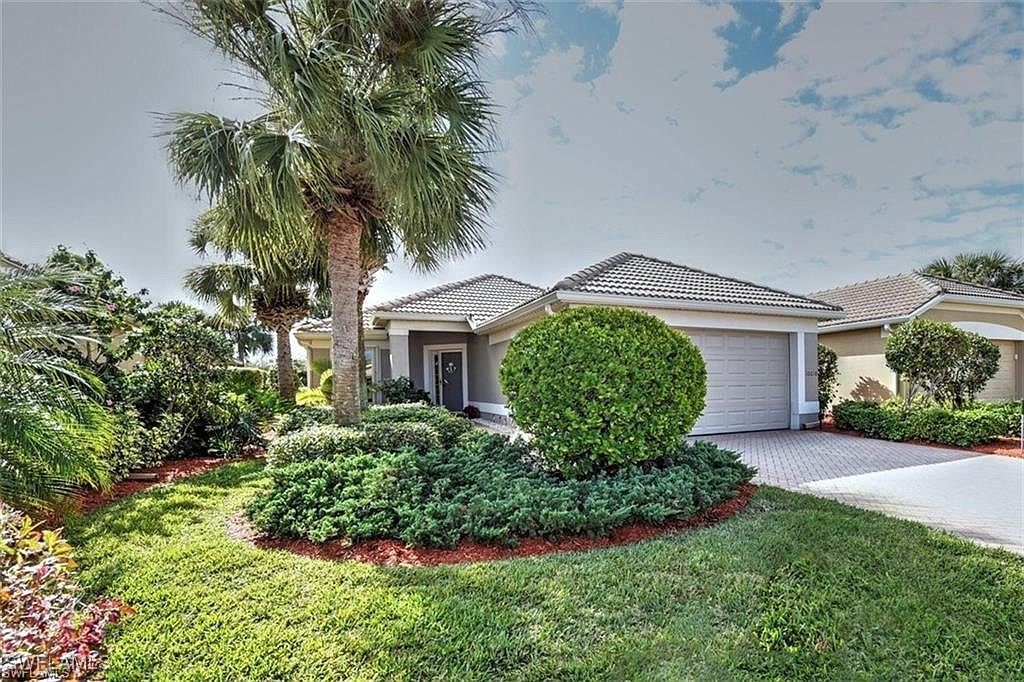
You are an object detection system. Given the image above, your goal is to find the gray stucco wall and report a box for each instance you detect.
[468,335,509,404]
[407,331,472,394]
[804,331,818,404]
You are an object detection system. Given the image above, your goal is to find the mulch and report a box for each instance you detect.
[820,420,1023,460]
[226,483,758,568]
[72,454,261,516]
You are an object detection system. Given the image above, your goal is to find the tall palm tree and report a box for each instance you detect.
[921,251,1024,294]
[185,210,328,402]
[0,260,111,509]
[160,0,526,424]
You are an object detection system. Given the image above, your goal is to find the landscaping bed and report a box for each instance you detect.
[229,483,756,567]
[65,462,1024,681]
[823,419,1024,459]
[830,399,1020,448]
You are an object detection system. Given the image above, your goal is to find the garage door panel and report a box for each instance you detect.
[977,341,1016,401]
[684,328,791,435]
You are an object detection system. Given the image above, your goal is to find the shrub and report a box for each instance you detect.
[981,400,1023,436]
[362,422,441,454]
[1,503,132,679]
[885,319,1000,408]
[376,376,431,404]
[103,406,183,479]
[319,369,333,399]
[296,387,328,406]
[362,402,472,447]
[277,405,333,435]
[818,344,839,414]
[265,425,367,468]
[248,434,754,547]
[499,307,707,476]
[223,366,269,393]
[832,399,1005,447]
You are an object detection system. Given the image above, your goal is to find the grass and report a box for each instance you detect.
[67,461,1024,681]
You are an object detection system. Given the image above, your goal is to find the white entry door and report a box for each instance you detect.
[683,329,791,435]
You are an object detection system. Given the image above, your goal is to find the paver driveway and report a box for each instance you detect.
[703,430,1024,556]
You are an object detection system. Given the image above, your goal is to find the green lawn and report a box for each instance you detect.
[67,461,1024,681]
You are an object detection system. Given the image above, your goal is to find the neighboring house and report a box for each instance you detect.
[294,253,843,434]
[810,273,1024,405]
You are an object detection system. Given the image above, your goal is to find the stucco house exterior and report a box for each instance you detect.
[810,273,1024,405]
[295,252,843,435]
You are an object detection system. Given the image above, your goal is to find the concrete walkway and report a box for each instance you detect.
[703,430,1024,556]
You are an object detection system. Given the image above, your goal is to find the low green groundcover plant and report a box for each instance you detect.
[277,404,334,435]
[360,402,472,447]
[832,399,1019,447]
[500,307,707,476]
[248,432,754,547]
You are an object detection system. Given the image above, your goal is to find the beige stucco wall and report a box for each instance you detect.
[923,305,1024,332]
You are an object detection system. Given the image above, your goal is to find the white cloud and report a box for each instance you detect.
[369,1,1022,303]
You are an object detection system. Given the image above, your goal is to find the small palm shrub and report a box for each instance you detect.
[296,387,328,406]
[248,434,754,547]
[500,307,707,476]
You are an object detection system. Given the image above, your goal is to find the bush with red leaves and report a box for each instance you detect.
[1,503,133,680]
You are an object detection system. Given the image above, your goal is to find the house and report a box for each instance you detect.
[294,253,844,435]
[810,273,1024,404]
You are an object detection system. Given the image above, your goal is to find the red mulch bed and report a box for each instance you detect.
[821,419,1023,460]
[227,483,758,568]
[73,455,260,516]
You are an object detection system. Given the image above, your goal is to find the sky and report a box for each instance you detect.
[2,1,1022,310]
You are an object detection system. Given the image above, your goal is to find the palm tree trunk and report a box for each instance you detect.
[357,287,367,407]
[275,327,296,403]
[326,210,363,425]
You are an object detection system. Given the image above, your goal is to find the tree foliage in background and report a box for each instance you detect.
[817,344,839,415]
[0,260,111,509]
[160,0,530,425]
[185,206,328,402]
[921,250,1024,294]
[884,318,1000,409]
[500,307,707,477]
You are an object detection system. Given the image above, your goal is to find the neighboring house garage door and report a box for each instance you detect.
[683,329,790,435]
[976,340,1017,401]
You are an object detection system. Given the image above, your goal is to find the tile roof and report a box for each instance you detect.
[294,308,377,333]
[809,272,1024,329]
[551,252,841,313]
[372,274,542,323]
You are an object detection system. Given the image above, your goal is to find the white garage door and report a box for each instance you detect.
[684,329,791,435]
[976,340,1017,401]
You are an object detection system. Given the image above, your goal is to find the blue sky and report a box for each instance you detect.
[2,1,1022,305]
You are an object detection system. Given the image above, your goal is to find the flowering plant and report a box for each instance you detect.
[1,504,132,680]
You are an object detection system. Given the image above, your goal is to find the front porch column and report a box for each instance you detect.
[789,331,819,429]
[389,329,410,379]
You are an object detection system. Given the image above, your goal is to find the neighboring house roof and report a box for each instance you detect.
[551,252,841,313]
[370,273,542,323]
[294,308,378,333]
[810,272,1024,330]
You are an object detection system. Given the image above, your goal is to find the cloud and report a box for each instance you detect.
[547,117,570,144]
[715,2,820,88]
[801,218,816,230]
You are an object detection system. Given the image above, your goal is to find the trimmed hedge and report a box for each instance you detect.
[277,405,333,435]
[499,307,707,476]
[248,433,754,547]
[266,422,442,469]
[832,399,1013,447]
[362,403,472,447]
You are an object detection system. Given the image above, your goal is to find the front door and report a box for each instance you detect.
[432,350,465,411]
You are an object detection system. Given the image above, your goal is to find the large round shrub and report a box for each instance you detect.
[499,307,706,475]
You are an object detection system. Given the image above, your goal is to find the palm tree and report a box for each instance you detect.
[185,209,328,402]
[224,319,273,365]
[0,259,111,509]
[921,251,1024,294]
[160,0,526,424]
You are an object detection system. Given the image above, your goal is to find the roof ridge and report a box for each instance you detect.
[915,271,1024,299]
[621,252,842,310]
[552,252,635,291]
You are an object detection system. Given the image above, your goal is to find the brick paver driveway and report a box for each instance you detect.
[702,429,974,488]
[702,430,1024,555]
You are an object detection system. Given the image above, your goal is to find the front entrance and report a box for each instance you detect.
[424,345,467,412]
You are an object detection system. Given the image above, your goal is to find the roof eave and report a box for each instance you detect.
[555,291,845,320]
[471,291,557,333]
